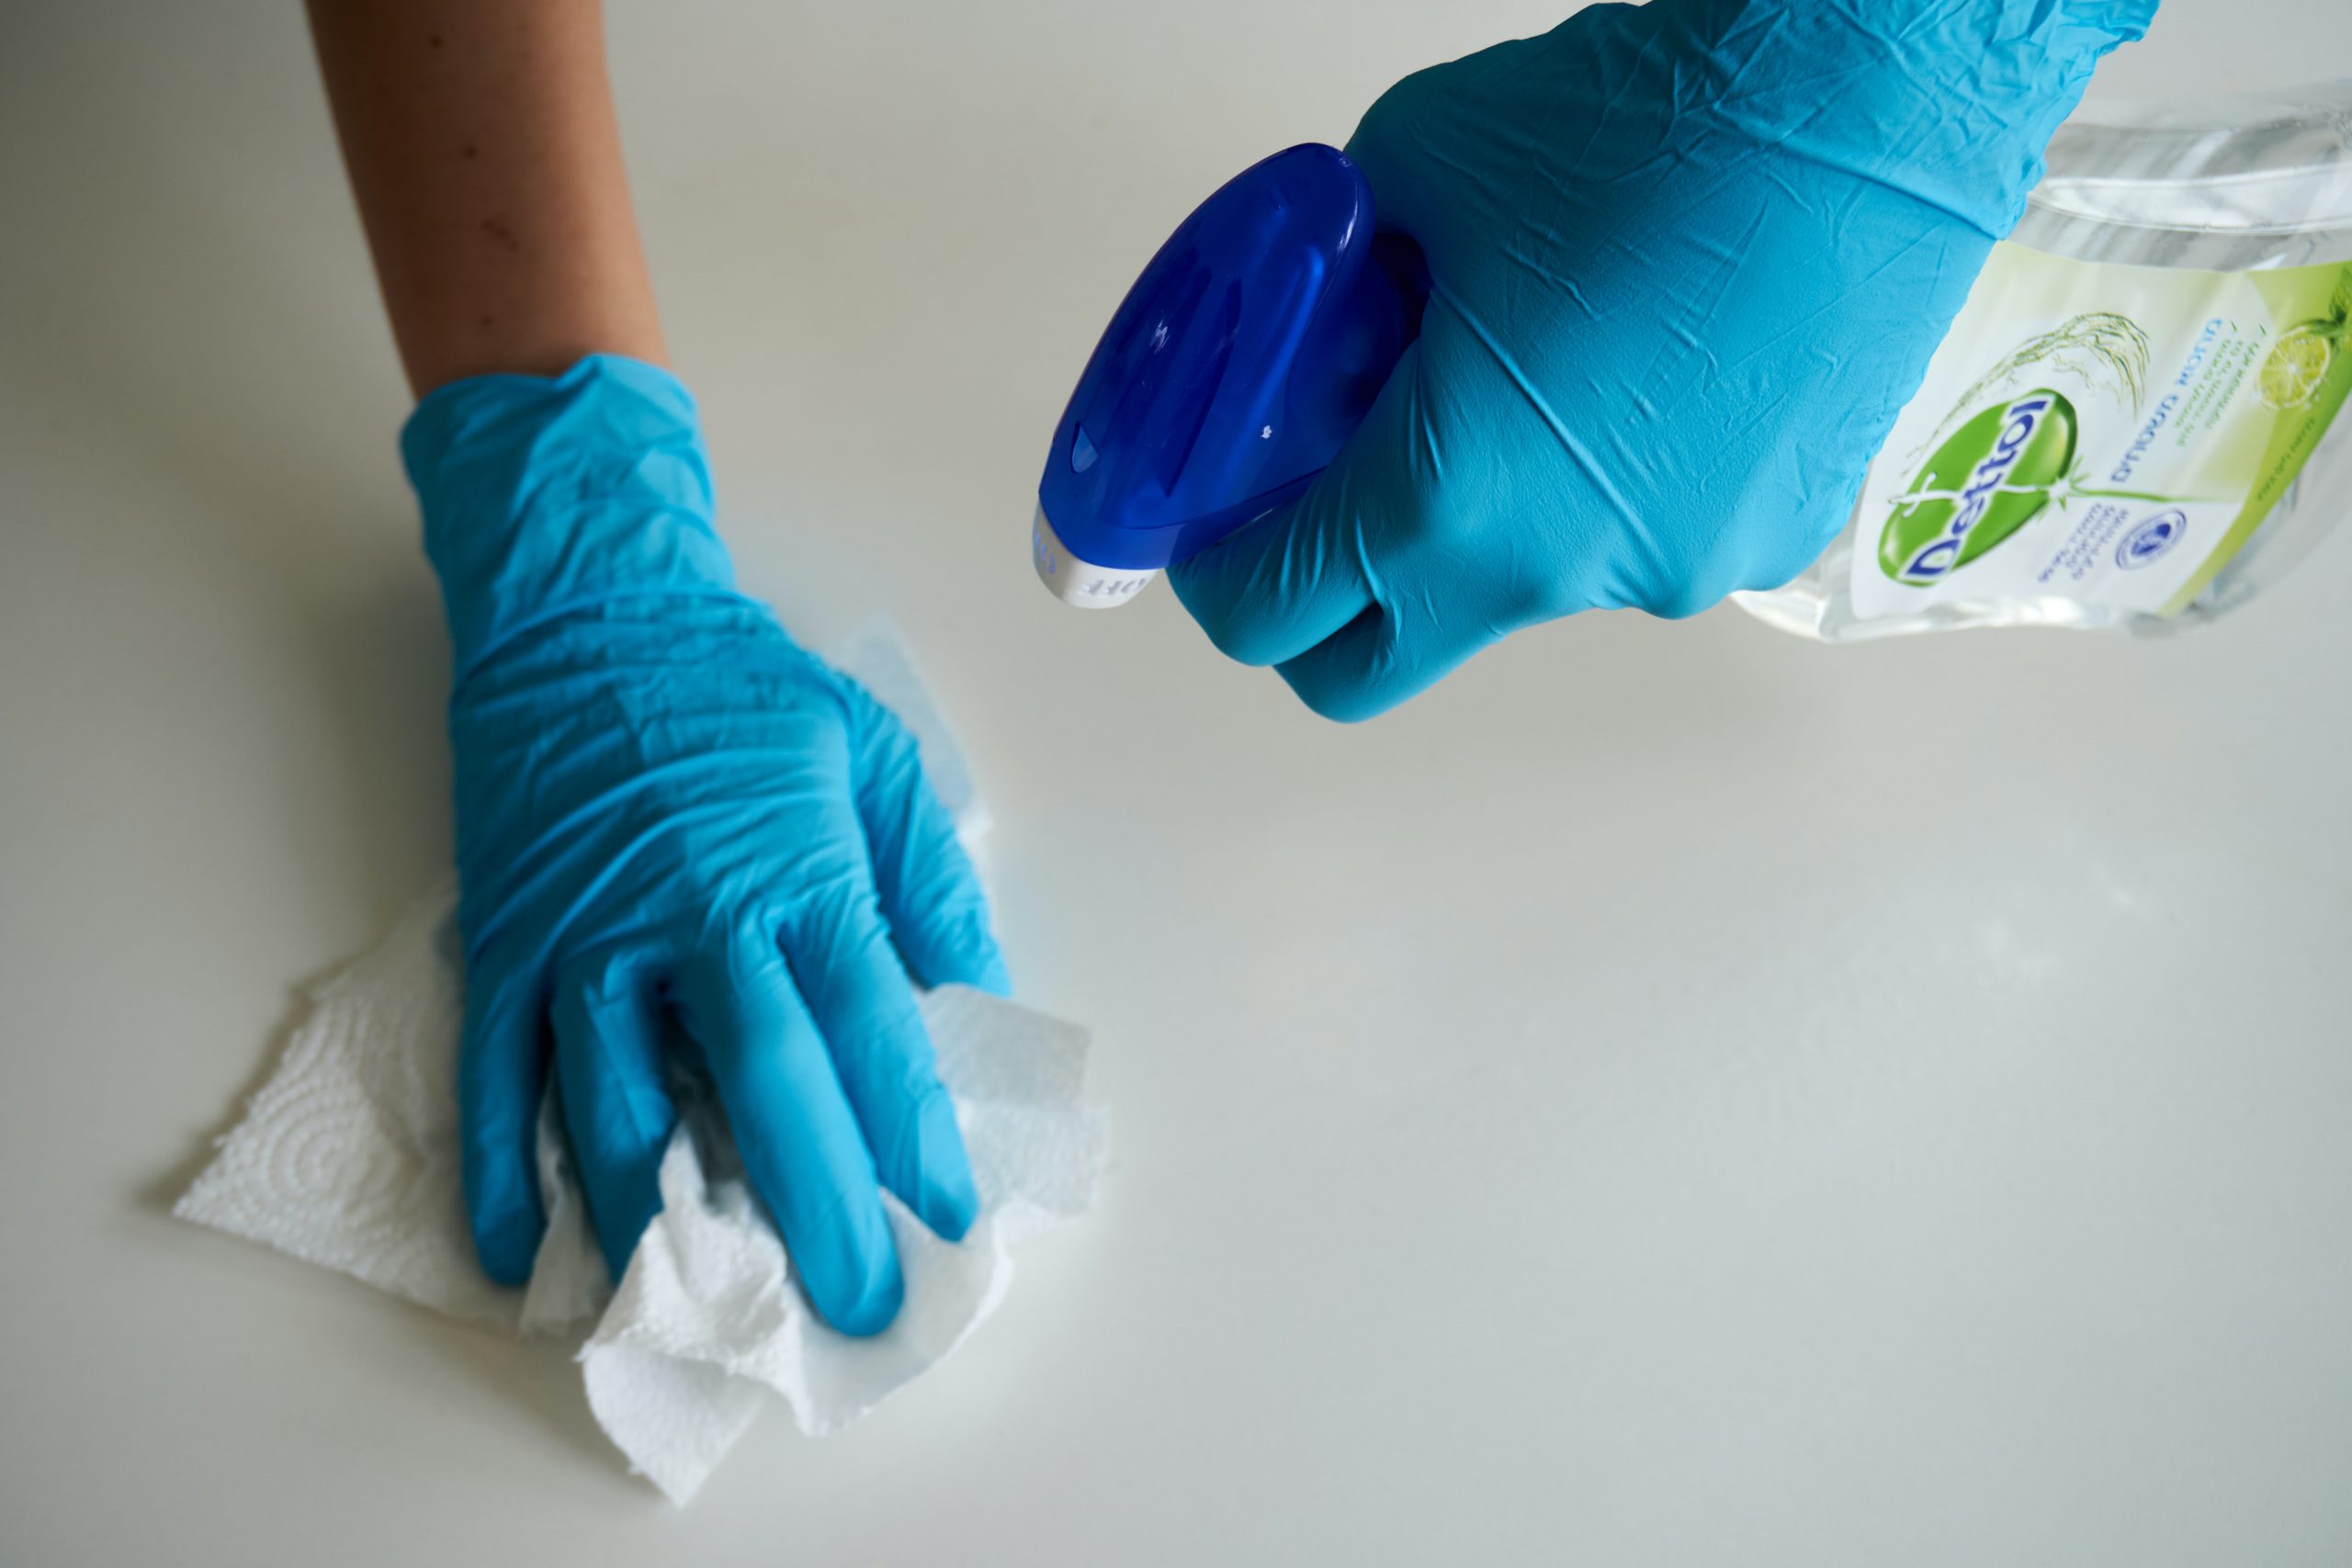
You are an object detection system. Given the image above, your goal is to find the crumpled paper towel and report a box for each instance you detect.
[175,629,1106,1505]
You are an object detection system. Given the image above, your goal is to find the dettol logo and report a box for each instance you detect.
[1880,389,2077,585]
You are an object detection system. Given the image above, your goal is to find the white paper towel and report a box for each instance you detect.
[175,630,1106,1504]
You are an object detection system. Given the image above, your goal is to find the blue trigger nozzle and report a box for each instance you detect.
[1034,143,1424,607]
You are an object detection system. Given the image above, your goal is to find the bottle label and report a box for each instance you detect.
[1849,245,2352,622]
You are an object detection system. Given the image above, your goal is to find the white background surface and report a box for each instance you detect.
[5,2,2351,1562]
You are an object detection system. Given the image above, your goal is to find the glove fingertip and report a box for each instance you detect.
[972,950,1013,999]
[1277,650,1390,726]
[940,926,1012,998]
[470,1197,547,1289]
[585,1168,664,1287]
[892,897,1011,997]
[905,1089,980,1243]
[463,1106,548,1287]
[1167,543,1289,668]
[801,1195,907,1338]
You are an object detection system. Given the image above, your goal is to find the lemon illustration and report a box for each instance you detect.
[2260,321,2338,411]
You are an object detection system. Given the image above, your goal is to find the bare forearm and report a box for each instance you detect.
[306,0,665,395]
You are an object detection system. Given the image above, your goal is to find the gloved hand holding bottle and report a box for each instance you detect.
[309,0,1002,1334]
[1171,0,2159,719]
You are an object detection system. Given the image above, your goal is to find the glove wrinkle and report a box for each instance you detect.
[404,355,1000,1333]
[1175,0,2154,716]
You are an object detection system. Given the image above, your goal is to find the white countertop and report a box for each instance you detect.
[5,2,2350,1562]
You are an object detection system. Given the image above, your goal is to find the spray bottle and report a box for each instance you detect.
[1035,83,2352,639]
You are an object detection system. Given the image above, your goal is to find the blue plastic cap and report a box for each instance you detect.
[1037,144,1421,574]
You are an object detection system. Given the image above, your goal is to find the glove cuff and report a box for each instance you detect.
[401,354,741,679]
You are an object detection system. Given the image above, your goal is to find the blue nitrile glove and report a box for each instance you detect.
[1171,0,2156,718]
[401,355,1006,1337]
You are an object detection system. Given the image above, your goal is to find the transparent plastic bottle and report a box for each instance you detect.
[1737,80,2352,642]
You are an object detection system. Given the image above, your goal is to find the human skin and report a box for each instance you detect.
[305,0,665,394]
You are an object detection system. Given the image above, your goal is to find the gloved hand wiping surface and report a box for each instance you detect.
[404,354,1006,1336]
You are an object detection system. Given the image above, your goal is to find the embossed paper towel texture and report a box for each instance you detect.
[175,629,1105,1504]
